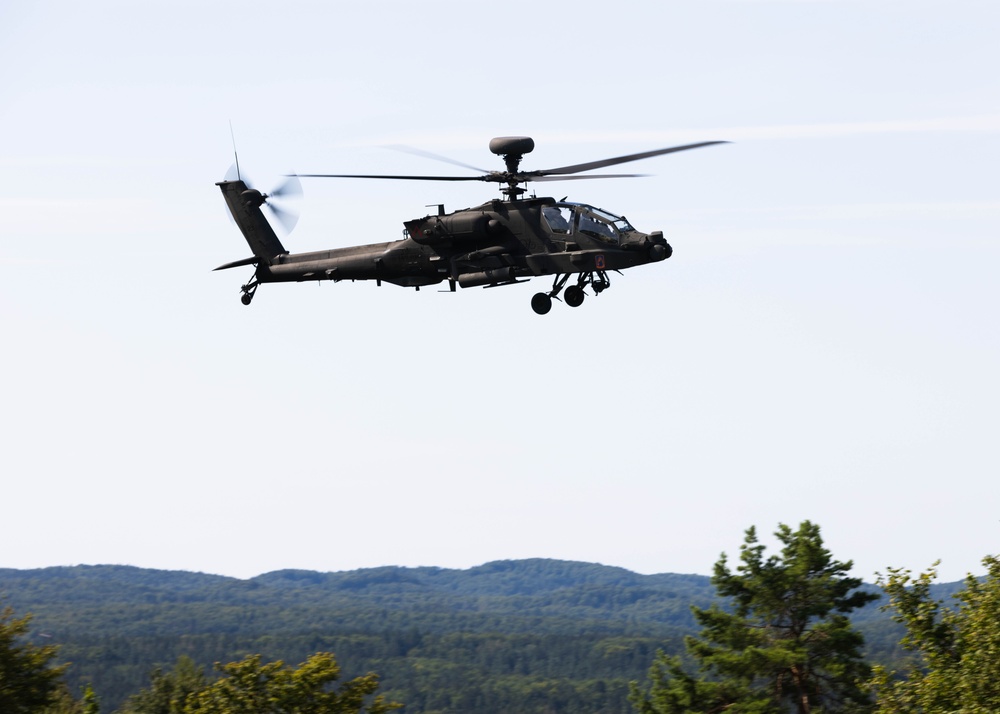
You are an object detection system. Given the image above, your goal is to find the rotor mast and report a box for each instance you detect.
[488,136,535,200]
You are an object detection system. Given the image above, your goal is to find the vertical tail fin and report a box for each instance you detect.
[217,179,287,262]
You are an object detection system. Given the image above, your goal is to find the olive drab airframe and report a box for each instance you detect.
[215,136,726,314]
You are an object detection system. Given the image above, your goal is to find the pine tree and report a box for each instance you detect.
[632,521,877,713]
[0,605,68,714]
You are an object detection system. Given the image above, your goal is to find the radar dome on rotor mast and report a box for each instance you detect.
[488,136,535,198]
[489,135,535,156]
[489,136,534,170]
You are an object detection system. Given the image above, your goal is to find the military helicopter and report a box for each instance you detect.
[215,136,725,314]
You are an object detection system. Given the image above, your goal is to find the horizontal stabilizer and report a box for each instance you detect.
[213,256,259,271]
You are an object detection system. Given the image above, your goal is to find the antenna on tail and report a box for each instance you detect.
[229,120,241,181]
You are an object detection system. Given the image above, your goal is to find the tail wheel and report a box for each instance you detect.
[240,278,258,306]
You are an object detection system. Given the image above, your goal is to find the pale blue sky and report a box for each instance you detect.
[1,0,997,582]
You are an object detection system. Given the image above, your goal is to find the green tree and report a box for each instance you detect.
[82,684,100,714]
[632,521,877,714]
[869,555,1000,713]
[184,652,400,714]
[122,656,207,714]
[0,605,68,713]
[41,686,86,714]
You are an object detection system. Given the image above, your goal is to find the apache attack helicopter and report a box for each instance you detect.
[215,136,725,314]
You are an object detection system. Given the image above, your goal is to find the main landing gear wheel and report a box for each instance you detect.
[530,272,611,313]
[564,285,585,308]
[241,293,253,306]
[531,292,552,315]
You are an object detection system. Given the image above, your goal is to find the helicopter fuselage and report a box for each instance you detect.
[217,180,671,297]
[215,135,725,312]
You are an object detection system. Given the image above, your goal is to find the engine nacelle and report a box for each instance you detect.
[407,212,497,245]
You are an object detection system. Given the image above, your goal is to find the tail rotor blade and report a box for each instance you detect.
[264,173,302,234]
[270,174,302,199]
[266,202,299,233]
[221,162,301,234]
[224,163,254,187]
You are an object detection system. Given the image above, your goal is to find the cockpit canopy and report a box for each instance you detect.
[541,202,637,245]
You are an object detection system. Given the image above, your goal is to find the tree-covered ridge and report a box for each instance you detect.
[1,558,711,598]
[0,559,962,713]
[0,560,717,636]
[1,560,720,712]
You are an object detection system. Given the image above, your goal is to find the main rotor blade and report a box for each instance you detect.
[293,173,487,182]
[529,173,649,182]
[385,145,490,173]
[535,141,729,176]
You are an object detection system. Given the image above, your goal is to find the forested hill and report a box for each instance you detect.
[1,559,715,635]
[0,559,960,713]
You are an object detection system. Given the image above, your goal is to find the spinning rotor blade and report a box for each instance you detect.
[262,173,302,234]
[222,163,250,225]
[266,202,299,233]
[532,141,729,176]
[293,173,486,182]
[293,139,728,194]
[269,174,302,199]
[225,162,249,184]
[530,173,649,182]
[385,145,490,173]
[223,165,302,234]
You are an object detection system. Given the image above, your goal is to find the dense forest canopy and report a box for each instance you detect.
[0,559,964,713]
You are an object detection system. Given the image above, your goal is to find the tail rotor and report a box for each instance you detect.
[264,175,302,233]
[224,164,303,235]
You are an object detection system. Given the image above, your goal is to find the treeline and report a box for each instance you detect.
[0,558,948,712]
[51,631,683,712]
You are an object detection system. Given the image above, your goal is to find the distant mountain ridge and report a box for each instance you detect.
[0,559,718,635]
[2,557,711,593]
[0,559,965,713]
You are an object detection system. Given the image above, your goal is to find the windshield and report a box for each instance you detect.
[588,206,636,234]
[542,202,636,245]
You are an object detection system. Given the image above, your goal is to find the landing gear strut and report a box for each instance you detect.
[240,277,259,306]
[530,271,611,314]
